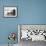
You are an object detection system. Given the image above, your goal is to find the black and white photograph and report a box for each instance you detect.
[18,25,46,41]
[4,7,17,17]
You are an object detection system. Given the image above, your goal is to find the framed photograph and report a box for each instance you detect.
[4,7,17,17]
[18,24,46,42]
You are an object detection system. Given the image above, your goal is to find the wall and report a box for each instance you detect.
[0,0,46,44]
[0,0,18,44]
